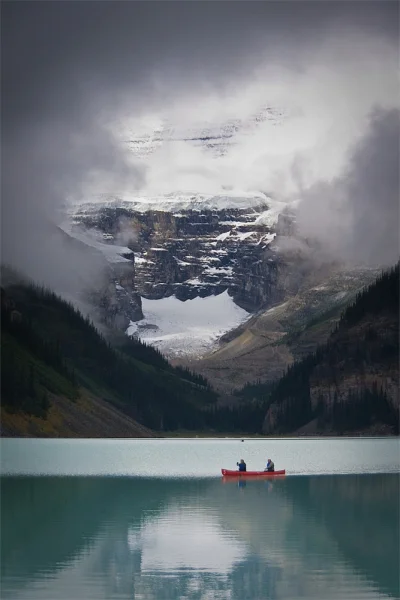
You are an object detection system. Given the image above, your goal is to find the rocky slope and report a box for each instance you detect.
[184,265,381,392]
[0,388,157,438]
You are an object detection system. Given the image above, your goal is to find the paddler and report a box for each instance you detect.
[265,458,275,472]
[237,459,247,472]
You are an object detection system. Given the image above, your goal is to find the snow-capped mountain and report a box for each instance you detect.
[66,101,305,357]
[66,188,383,365]
[65,105,336,359]
[69,189,303,358]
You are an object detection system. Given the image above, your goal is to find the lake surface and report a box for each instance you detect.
[2,437,399,477]
[1,438,399,599]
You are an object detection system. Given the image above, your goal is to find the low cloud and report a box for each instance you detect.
[1,105,145,295]
[296,108,399,267]
[1,1,398,299]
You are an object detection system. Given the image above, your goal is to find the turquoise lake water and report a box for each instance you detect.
[1,438,399,599]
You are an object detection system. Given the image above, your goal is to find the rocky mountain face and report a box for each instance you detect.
[90,254,143,331]
[71,195,287,309]
[69,194,316,327]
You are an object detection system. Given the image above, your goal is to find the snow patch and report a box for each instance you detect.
[219,221,245,227]
[259,232,276,245]
[216,231,231,242]
[204,266,233,276]
[254,205,286,227]
[236,231,256,241]
[135,255,154,264]
[174,256,194,266]
[265,301,289,314]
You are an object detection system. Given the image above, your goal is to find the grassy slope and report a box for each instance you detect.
[1,389,156,438]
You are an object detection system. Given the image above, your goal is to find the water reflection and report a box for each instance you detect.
[136,508,248,572]
[1,475,399,599]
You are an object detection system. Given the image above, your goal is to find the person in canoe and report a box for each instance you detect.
[237,459,247,472]
[265,458,275,472]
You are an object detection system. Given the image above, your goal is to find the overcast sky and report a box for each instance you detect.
[1,1,399,291]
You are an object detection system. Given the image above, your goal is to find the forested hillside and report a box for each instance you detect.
[2,265,398,437]
[230,264,399,435]
[1,274,217,436]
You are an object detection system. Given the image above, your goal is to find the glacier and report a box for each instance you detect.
[127,290,249,358]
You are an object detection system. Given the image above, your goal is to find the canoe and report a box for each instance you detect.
[221,469,285,477]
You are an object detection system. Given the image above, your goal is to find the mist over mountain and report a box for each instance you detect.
[297,107,399,267]
[2,2,398,297]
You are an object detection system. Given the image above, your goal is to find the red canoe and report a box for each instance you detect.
[221,468,286,477]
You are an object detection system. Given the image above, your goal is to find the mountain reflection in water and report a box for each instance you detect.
[1,474,399,600]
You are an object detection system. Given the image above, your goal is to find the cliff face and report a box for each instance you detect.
[72,199,283,310]
[90,258,143,331]
[71,197,317,321]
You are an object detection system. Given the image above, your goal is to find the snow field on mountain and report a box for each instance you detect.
[102,191,271,213]
[127,290,249,357]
